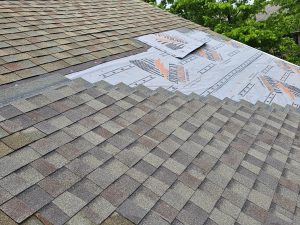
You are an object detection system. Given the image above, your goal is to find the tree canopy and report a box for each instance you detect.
[144,0,300,65]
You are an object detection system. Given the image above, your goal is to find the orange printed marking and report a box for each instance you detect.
[154,58,169,79]
[198,49,221,61]
[261,77,274,92]
[177,65,185,82]
[275,60,300,74]
[289,64,300,74]
[277,82,296,100]
[227,40,243,48]
[212,51,222,61]
[197,49,206,58]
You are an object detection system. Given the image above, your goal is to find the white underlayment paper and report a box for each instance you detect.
[67,28,300,108]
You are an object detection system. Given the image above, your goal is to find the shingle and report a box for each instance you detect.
[116,143,148,167]
[81,196,116,224]
[42,152,66,171]
[57,137,94,160]
[217,197,241,219]
[16,66,47,78]
[117,198,147,224]
[237,212,261,225]
[0,173,28,196]
[65,157,95,178]
[179,171,203,190]
[190,189,218,213]
[132,186,159,212]
[137,136,158,151]
[87,159,128,189]
[163,158,186,175]
[0,198,35,223]
[148,166,174,186]
[140,211,170,225]
[82,131,105,145]
[105,213,137,225]
[209,208,235,225]
[0,142,13,157]
[173,127,192,141]
[26,106,59,122]
[177,201,208,224]
[0,210,17,225]
[30,158,57,177]
[128,119,152,136]
[69,178,102,203]
[193,152,218,175]
[4,60,35,71]
[243,200,268,223]
[38,168,80,197]
[102,174,140,207]
[0,105,22,120]
[150,202,176,223]
[158,137,180,155]
[1,114,35,133]
[144,176,169,197]
[10,99,38,113]
[161,188,189,211]
[2,127,45,150]
[40,60,70,72]
[273,193,296,213]
[38,202,70,225]
[18,185,53,211]
[53,191,86,217]
[143,152,164,168]
[107,134,132,150]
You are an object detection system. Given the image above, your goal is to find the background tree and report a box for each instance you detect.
[143,0,158,5]
[143,0,300,65]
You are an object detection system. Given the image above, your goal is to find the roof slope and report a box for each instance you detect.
[0,76,300,224]
[0,0,205,85]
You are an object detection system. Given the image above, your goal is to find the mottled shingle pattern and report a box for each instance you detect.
[0,77,300,225]
[0,0,208,85]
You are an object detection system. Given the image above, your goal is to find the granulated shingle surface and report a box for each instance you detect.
[0,77,300,225]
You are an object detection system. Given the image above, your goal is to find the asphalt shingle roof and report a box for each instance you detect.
[0,0,206,85]
[0,77,300,225]
[1,1,300,225]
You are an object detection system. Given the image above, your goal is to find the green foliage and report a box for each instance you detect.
[143,0,157,5]
[142,0,300,65]
[171,0,267,29]
[145,0,175,8]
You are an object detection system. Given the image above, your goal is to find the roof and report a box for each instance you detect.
[1,77,300,225]
[1,1,300,225]
[0,0,206,86]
